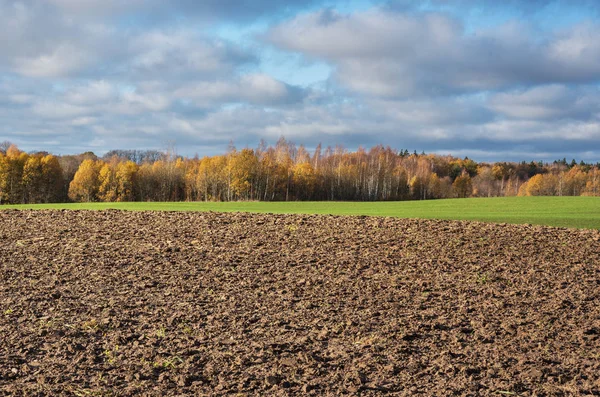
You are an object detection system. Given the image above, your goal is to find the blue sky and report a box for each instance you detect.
[1,0,599,161]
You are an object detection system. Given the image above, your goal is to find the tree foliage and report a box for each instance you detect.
[1,142,599,204]
[68,160,102,202]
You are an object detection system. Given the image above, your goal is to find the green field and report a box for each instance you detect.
[2,197,600,229]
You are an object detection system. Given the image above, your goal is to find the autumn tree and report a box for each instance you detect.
[95,157,139,202]
[227,148,258,200]
[258,147,283,201]
[292,161,317,200]
[518,173,558,196]
[40,155,64,203]
[393,166,410,199]
[472,166,498,197]
[0,141,12,155]
[6,139,600,204]
[115,161,138,201]
[0,152,7,204]
[563,166,588,196]
[291,145,317,200]
[0,145,28,204]
[583,167,600,196]
[149,157,185,202]
[452,172,473,198]
[22,155,44,203]
[275,137,295,201]
[98,160,119,202]
[68,159,102,202]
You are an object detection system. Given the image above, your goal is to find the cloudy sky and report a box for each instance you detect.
[1,0,599,161]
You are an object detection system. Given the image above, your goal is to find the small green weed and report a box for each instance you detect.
[155,326,166,338]
[153,356,183,370]
[103,345,119,365]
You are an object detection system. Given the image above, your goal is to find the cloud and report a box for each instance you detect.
[63,81,119,105]
[45,0,322,22]
[0,1,129,78]
[368,96,495,126]
[174,74,306,106]
[0,1,256,79]
[127,30,255,80]
[489,85,600,120]
[13,44,95,78]
[46,0,147,15]
[1,1,600,163]
[267,9,600,97]
[3,81,600,162]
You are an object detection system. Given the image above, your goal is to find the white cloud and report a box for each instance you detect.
[46,0,146,15]
[174,74,303,106]
[64,81,118,105]
[489,85,600,120]
[116,92,171,114]
[267,9,600,97]
[32,102,90,119]
[1,1,600,162]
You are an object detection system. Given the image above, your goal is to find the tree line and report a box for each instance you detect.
[1,139,599,204]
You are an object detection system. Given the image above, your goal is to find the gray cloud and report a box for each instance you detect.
[267,9,600,97]
[387,0,600,16]
[174,74,307,106]
[3,84,600,162]
[0,1,111,77]
[125,30,256,81]
[1,1,600,163]
[489,85,600,121]
[0,2,258,79]
[44,0,322,23]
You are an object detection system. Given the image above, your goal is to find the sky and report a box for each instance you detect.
[1,0,599,162]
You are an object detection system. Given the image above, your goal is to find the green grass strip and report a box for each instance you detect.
[2,196,600,230]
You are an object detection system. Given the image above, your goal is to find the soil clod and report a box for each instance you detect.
[1,210,599,395]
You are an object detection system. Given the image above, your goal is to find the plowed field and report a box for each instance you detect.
[1,210,599,396]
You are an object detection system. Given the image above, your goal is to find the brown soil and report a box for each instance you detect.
[1,210,599,396]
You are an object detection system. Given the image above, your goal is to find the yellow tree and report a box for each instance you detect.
[275,138,294,201]
[0,145,28,203]
[407,156,434,200]
[22,155,44,203]
[228,149,258,200]
[151,160,169,201]
[409,175,427,200]
[583,167,599,196]
[97,157,139,202]
[98,162,118,202]
[519,173,557,196]
[116,160,139,201]
[259,148,284,201]
[184,159,200,201]
[68,159,102,202]
[195,157,212,201]
[292,161,317,200]
[151,157,185,201]
[563,166,588,196]
[41,155,64,202]
[393,166,410,200]
[0,152,6,203]
[427,173,445,199]
[137,162,157,201]
[193,155,227,201]
[20,153,64,203]
[209,155,228,201]
[452,172,473,198]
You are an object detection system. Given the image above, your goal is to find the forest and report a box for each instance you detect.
[0,139,599,204]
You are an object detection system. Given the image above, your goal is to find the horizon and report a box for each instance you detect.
[1,0,600,162]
